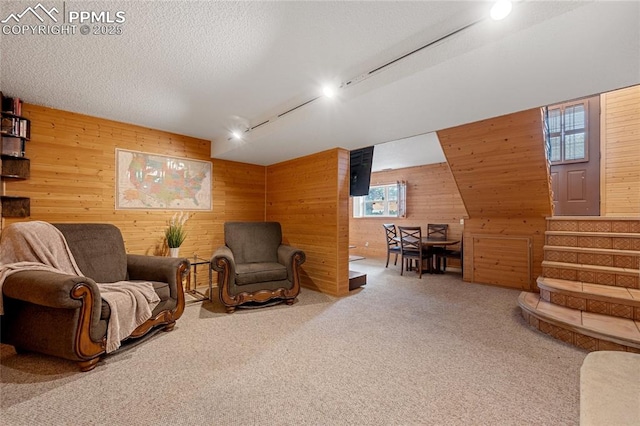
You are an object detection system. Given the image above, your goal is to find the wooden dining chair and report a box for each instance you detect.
[382,223,401,268]
[439,237,463,273]
[427,223,448,271]
[398,226,430,278]
[427,223,448,241]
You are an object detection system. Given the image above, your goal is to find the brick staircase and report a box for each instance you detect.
[518,217,640,353]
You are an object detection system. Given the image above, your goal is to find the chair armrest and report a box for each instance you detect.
[3,270,98,310]
[211,246,235,272]
[211,246,236,274]
[127,254,190,300]
[211,246,236,286]
[278,244,306,281]
[3,270,107,357]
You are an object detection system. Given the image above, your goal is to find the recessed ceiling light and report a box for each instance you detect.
[231,130,243,140]
[322,85,336,98]
[490,0,512,20]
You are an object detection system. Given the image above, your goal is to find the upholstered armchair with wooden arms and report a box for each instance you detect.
[0,223,189,372]
[211,222,306,313]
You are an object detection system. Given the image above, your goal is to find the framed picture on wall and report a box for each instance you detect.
[116,149,212,210]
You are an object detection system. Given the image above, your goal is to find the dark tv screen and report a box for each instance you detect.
[350,146,374,197]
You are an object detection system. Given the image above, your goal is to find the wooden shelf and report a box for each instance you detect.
[0,196,30,217]
[1,155,30,179]
[1,93,32,222]
[0,120,30,141]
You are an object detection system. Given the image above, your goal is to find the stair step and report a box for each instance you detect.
[518,292,640,351]
[542,261,639,275]
[546,230,640,238]
[537,277,640,320]
[546,217,640,233]
[542,261,640,289]
[544,245,640,256]
[547,216,640,220]
[545,232,640,252]
[543,246,640,269]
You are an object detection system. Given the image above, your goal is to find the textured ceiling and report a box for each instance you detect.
[1,1,639,167]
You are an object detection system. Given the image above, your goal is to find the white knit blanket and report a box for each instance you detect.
[0,221,159,353]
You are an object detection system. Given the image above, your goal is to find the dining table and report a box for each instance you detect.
[394,236,460,274]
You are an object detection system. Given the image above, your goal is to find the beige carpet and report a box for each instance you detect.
[580,351,640,425]
[1,259,587,425]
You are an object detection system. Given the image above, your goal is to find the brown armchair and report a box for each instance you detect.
[211,222,306,313]
[0,223,189,371]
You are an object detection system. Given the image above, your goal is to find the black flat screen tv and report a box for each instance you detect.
[350,146,374,197]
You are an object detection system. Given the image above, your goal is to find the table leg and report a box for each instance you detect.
[192,263,197,292]
[208,264,213,301]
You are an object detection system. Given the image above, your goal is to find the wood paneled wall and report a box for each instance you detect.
[2,104,266,288]
[266,148,350,297]
[468,235,531,288]
[2,104,353,296]
[601,84,640,216]
[438,108,552,290]
[463,218,546,290]
[348,163,468,268]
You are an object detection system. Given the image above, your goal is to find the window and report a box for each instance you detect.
[353,181,406,218]
[546,100,588,164]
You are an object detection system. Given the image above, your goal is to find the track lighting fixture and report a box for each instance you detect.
[229,3,513,141]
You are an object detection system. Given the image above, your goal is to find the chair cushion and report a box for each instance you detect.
[235,262,288,286]
[100,280,170,319]
[403,249,431,259]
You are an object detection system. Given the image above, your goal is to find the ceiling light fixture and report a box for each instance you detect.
[490,1,512,20]
[322,85,336,98]
[230,130,244,140]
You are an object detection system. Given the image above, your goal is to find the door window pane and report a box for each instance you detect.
[548,109,562,133]
[564,104,585,131]
[549,136,561,162]
[565,132,586,160]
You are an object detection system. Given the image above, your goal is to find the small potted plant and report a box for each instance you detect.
[165,212,188,257]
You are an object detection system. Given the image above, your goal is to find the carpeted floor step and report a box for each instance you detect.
[518,291,640,352]
[537,277,640,320]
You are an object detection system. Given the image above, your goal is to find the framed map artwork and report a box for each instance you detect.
[116,149,212,210]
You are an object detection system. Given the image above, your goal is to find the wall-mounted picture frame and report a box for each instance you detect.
[116,149,212,210]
